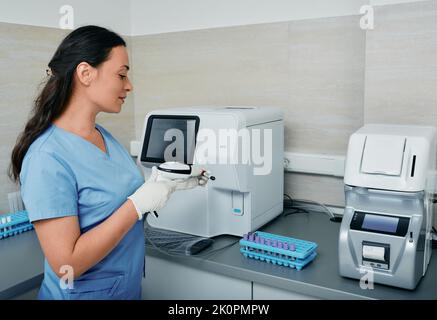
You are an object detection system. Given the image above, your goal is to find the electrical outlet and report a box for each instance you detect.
[283,157,290,169]
[130,140,141,157]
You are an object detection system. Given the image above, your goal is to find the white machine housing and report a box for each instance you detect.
[344,124,436,192]
[339,124,436,289]
[137,106,284,237]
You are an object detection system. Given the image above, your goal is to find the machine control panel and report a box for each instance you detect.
[350,211,410,237]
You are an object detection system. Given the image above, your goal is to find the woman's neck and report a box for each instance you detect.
[53,101,98,139]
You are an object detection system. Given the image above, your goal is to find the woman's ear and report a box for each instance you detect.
[75,62,94,86]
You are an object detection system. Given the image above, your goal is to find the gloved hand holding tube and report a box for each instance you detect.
[156,162,214,186]
[128,163,214,220]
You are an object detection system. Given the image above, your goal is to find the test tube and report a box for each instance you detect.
[1,217,7,234]
[272,241,277,257]
[283,243,289,259]
[248,233,254,242]
[6,216,11,231]
[278,241,283,259]
[201,171,215,181]
[259,237,265,253]
[254,235,260,252]
[243,233,249,251]
[289,243,296,260]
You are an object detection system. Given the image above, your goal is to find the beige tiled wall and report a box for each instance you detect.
[0,23,66,213]
[1,1,435,212]
[131,16,366,206]
[131,22,290,139]
[0,23,135,213]
[365,0,437,125]
[287,16,365,155]
[285,172,345,206]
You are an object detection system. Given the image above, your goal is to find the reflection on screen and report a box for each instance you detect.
[144,118,197,163]
[362,214,399,233]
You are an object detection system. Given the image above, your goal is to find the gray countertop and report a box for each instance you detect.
[1,210,436,299]
[0,231,44,299]
[146,211,437,300]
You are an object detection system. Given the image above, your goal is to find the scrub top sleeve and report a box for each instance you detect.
[20,151,78,223]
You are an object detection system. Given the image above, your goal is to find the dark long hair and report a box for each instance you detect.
[9,25,126,183]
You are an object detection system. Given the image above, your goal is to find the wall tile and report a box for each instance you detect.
[0,23,66,212]
[287,15,366,155]
[0,23,135,212]
[131,18,364,207]
[365,1,437,125]
[285,172,345,207]
[131,22,290,138]
[3,1,434,213]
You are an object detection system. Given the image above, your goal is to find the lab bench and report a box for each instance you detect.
[142,212,437,300]
[0,231,44,299]
[2,211,437,300]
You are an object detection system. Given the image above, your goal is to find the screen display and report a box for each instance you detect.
[142,116,198,164]
[361,214,399,233]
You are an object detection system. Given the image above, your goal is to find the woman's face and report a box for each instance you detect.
[87,45,133,113]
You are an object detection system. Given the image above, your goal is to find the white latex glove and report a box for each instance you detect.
[128,167,177,220]
[160,174,209,190]
[128,167,207,220]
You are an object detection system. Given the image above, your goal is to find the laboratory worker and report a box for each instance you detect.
[8,25,204,300]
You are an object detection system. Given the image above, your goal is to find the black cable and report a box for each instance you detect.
[195,238,241,260]
[144,194,342,259]
[144,216,241,260]
[432,227,437,249]
[143,218,214,258]
[283,193,310,217]
[283,193,293,202]
[282,193,340,222]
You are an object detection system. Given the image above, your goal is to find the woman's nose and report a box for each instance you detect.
[125,77,133,92]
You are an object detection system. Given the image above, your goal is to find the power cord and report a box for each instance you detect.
[283,193,341,222]
[144,194,343,259]
[432,227,437,249]
[195,238,241,260]
[143,217,240,260]
[283,193,310,216]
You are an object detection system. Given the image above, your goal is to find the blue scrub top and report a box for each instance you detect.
[20,124,145,300]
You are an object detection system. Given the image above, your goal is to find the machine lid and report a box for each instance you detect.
[361,135,406,176]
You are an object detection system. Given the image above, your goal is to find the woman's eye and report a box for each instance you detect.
[119,75,127,80]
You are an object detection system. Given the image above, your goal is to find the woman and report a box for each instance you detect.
[9,25,201,300]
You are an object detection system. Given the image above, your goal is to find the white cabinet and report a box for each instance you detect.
[252,282,317,300]
[142,256,252,300]
[142,256,319,300]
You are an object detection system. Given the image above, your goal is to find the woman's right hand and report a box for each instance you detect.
[128,166,204,220]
